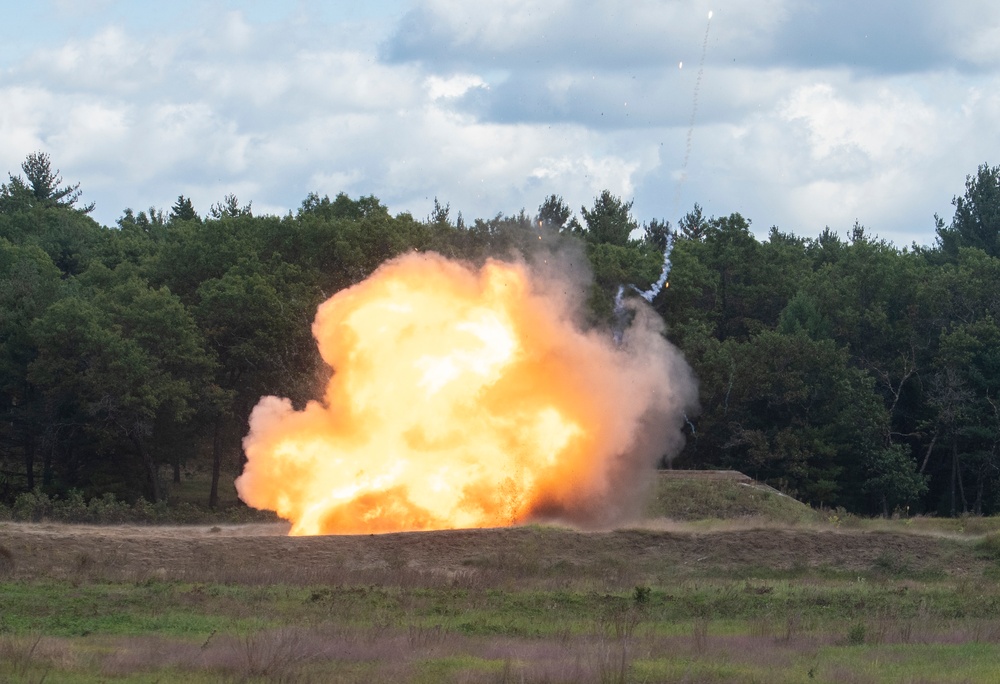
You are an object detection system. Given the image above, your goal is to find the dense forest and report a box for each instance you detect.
[2,152,999,517]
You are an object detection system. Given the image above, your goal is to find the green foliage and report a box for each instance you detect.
[0,151,999,517]
[862,445,928,515]
[169,195,197,222]
[642,217,671,251]
[0,200,102,276]
[208,193,251,219]
[0,487,273,525]
[677,328,888,508]
[937,162,1000,258]
[664,200,1000,515]
[22,263,218,501]
[537,194,573,230]
[580,190,637,246]
[299,191,389,221]
[678,203,706,240]
[777,290,830,340]
[6,151,94,213]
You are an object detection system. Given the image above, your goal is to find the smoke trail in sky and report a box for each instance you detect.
[673,9,714,216]
[614,10,713,342]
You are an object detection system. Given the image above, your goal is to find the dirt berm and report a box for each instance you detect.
[0,521,986,587]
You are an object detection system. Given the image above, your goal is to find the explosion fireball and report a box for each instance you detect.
[236,251,695,535]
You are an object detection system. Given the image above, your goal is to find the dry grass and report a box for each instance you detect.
[85,624,1000,683]
[0,543,14,577]
[5,475,1000,682]
[0,633,76,681]
[0,519,984,590]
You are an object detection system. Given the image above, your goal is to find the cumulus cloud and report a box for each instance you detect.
[385,0,751,69]
[0,0,997,247]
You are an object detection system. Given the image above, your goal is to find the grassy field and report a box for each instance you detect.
[3,473,1000,683]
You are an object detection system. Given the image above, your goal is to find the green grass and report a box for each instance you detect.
[647,472,823,524]
[4,573,1000,682]
[0,581,257,636]
[632,643,1000,684]
[7,469,1000,681]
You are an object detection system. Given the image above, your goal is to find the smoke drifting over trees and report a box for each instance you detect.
[2,154,1000,519]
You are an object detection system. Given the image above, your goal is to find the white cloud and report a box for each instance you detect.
[426,74,487,100]
[779,81,938,174]
[218,11,254,53]
[683,68,1000,244]
[928,1,1000,68]
[387,0,787,69]
[0,87,54,166]
[0,6,654,226]
[47,100,131,162]
[0,1,997,248]
[20,25,175,94]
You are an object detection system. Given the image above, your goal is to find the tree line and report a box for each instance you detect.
[2,152,999,517]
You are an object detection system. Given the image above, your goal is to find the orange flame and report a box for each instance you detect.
[236,251,693,535]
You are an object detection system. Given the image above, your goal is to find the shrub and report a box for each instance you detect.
[633,585,651,605]
[3,489,277,525]
[12,489,52,522]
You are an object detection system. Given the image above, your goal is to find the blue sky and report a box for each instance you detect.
[2,0,999,247]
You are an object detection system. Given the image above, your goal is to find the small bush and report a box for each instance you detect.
[633,585,651,605]
[61,490,89,520]
[2,488,278,525]
[846,622,866,645]
[12,489,52,522]
[236,627,320,679]
[83,492,132,523]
